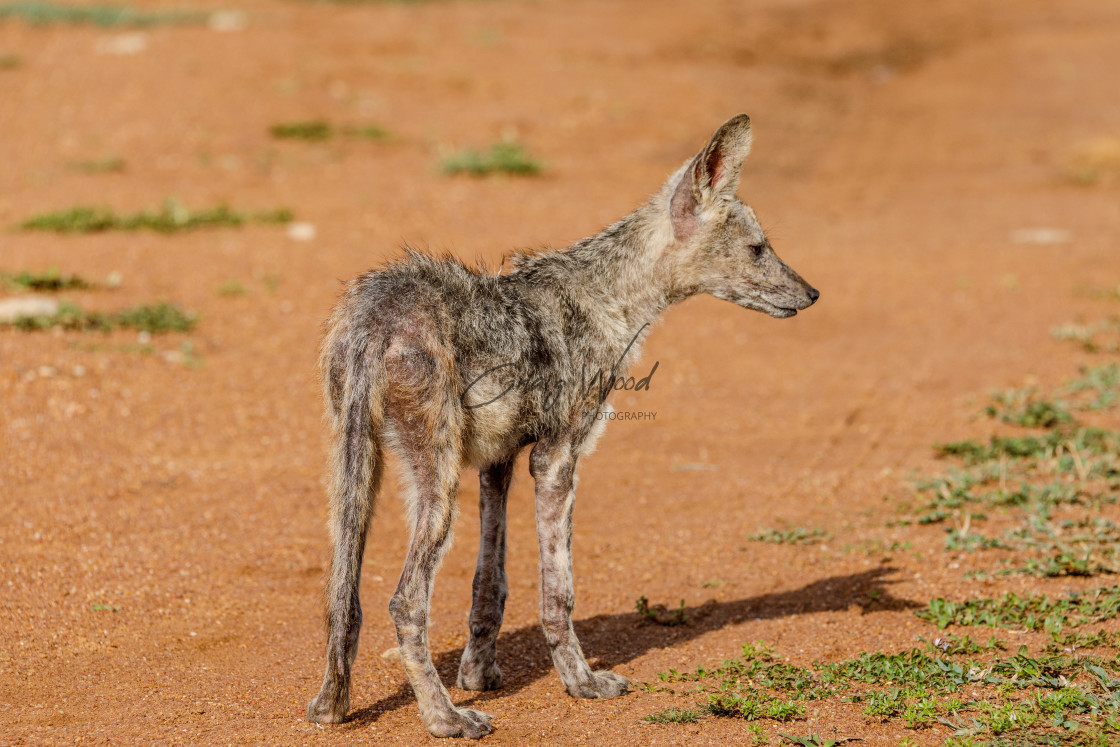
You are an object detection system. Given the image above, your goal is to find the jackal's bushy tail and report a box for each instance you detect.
[320,318,385,678]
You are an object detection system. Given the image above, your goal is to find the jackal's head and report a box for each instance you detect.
[665,114,819,318]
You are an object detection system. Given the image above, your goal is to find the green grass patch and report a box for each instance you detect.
[985,388,1073,429]
[440,142,543,176]
[635,595,688,626]
[653,640,1120,744]
[268,120,390,142]
[2,268,90,291]
[216,279,247,297]
[269,120,332,141]
[747,527,830,545]
[917,587,1120,632]
[7,301,196,334]
[642,707,703,724]
[1052,317,1120,354]
[778,736,859,746]
[70,156,126,174]
[0,2,205,26]
[20,199,292,234]
[0,53,20,69]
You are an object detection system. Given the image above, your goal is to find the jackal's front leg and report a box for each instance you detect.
[530,442,630,699]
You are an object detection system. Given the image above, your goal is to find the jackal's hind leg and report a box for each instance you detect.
[458,458,515,691]
[308,400,383,724]
[531,442,630,699]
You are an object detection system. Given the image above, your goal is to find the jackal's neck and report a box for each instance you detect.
[510,202,679,365]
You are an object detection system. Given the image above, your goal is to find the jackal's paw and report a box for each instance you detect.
[307,690,349,724]
[457,658,503,691]
[427,707,494,739]
[568,669,631,699]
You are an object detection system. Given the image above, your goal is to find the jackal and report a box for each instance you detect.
[307,114,819,738]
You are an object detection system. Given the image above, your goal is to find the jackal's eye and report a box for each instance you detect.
[749,243,764,259]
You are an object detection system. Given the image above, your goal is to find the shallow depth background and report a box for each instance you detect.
[2,0,1119,744]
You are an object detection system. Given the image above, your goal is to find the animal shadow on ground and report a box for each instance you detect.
[345,566,916,726]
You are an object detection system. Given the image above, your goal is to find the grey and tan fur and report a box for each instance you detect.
[307,115,819,738]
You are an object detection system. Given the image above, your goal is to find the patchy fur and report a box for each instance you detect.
[307,114,819,738]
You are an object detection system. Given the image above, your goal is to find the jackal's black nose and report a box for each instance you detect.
[808,287,820,304]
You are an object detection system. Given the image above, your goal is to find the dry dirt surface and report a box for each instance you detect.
[3,0,1120,744]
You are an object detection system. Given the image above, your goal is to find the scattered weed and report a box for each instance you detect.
[269,120,390,142]
[777,734,859,745]
[2,268,90,291]
[636,596,688,626]
[440,142,543,176]
[345,124,389,140]
[20,199,292,234]
[985,388,1072,428]
[1052,317,1120,354]
[1062,364,1120,411]
[661,640,1120,745]
[269,120,332,141]
[747,527,830,545]
[90,603,121,612]
[0,53,20,69]
[6,301,196,334]
[0,2,204,27]
[923,634,1007,655]
[216,279,247,297]
[70,156,126,174]
[706,690,805,721]
[642,707,703,724]
[917,587,1120,632]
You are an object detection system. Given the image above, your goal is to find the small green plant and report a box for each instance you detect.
[985,388,1072,428]
[1052,317,1120,353]
[642,707,703,724]
[345,124,389,141]
[747,527,830,545]
[20,199,292,234]
[90,603,121,612]
[0,53,20,69]
[70,156,125,174]
[440,142,543,176]
[636,595,688,626]
[268,120,390,142]
[0,2,205,26]
[269,120,332,141]
[2,268,89,291]
[706,690,805,721]
[1063,363,1120,410]
[216,279,247,297]
[7,301,196,334]
[917,587,1120,631]
[777,735,858,746]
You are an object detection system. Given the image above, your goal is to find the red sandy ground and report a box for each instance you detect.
[2,0,1120,744]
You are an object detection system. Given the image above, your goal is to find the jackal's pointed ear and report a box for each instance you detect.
[694,114,752,199]
[669,115,752,240]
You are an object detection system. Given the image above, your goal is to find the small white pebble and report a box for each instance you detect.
[286,222,317,242]
[94,32,148,56]
[280,300,294,314]
[1011,227,1071,245]
[73,365,86,377]
[106,271,123,288]
[208,10,247,32]
[137,331,152,345]
[37,365,57,378]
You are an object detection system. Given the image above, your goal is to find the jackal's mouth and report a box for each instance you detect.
[771,307,798,318]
